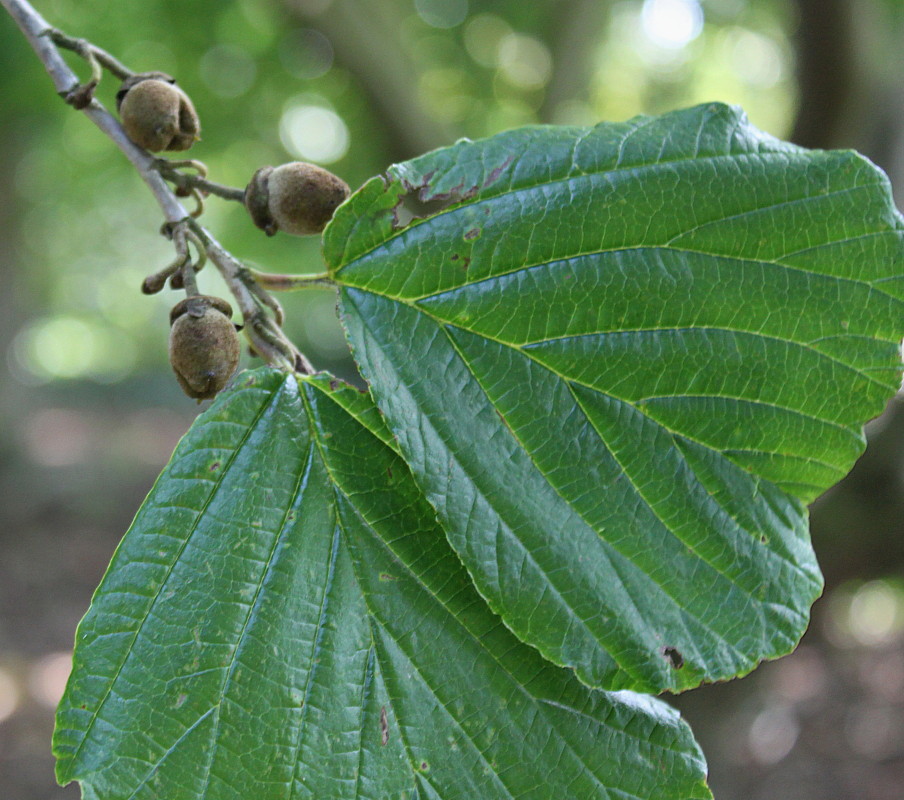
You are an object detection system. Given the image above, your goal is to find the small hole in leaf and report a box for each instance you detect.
[391,175,464,229]
[662,646,684,669]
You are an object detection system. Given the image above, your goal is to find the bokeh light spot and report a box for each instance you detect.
[0,667,19,725]
[279,29,334,80]
[641,0,704,49]
[415,0,468,30]
[748,705,799,765]
[727,28,784,88]
[849,580,904,646]
[28,652,72,709]
[497,33,553,90]
[464,13,512,68]
[199,44,257,98]
[279,103,349,164]
[12,316,137,383]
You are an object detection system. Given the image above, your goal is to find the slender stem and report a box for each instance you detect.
[188,221,312,374]
[2,0,312,375]
[46,28,134,80]
[143,247,187,294]
[188,187,205,218]
[156,161,247,203]
[3,0,185,220]
[249,269,336,291]
[171,225,199,296]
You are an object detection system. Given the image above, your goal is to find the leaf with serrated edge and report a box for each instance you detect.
[54,368,710,800]
[328,103,904,692]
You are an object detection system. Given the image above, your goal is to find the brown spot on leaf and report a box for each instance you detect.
[464,228,480,240]
[380,706,389,746]
[481,155,515,188]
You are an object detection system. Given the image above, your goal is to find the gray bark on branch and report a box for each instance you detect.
[1,0,311,374]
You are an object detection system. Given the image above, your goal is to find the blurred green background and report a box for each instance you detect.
[2,1,904,798]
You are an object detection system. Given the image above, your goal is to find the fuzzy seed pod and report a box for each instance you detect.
[168,295,240,400]
[117,72,200,152]
[244,162,350,236]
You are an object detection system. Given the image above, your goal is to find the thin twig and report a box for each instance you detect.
[188,220,311,373]
[1,0,312,374]
[171,225,199,296]
[246,279,286,327]
[249,269,336,292]
[142,244,188,294]
[184,228,208,273]
[156,159,247,203]
[46,28,133,80]
[188,187,205,218]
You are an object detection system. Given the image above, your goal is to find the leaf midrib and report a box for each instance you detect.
[345,286,867,475]
[61,383,284,778]
[330,148,879,281]
[444,323,806,654]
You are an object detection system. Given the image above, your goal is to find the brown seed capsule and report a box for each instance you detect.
[117,72,200,152]
[168,295,240,400]
[244,162,350,236]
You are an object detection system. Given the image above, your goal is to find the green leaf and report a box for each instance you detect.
[327,103,904,693]
[54,368,711,800]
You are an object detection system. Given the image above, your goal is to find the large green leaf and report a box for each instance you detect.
[54,368,711,800]
[327,103,904,693]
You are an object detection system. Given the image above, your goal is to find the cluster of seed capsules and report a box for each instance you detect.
[116,72,350,399]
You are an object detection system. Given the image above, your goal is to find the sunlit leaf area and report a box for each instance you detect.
[2,1,904,799]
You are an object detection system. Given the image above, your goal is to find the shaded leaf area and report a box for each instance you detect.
[328,104,904,693]
[54,368,711,800]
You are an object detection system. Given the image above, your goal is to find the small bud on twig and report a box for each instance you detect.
[244,162,350,236]
[168,295,241,400]
[117,72,201,152]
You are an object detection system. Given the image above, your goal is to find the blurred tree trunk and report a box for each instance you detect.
[285,0,456,163]
[539,0,610,123]
[791,0,904,191]
[790,0,904,585]
[789,0,856,149]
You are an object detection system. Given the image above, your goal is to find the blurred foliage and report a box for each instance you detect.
[2,0,799,390]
